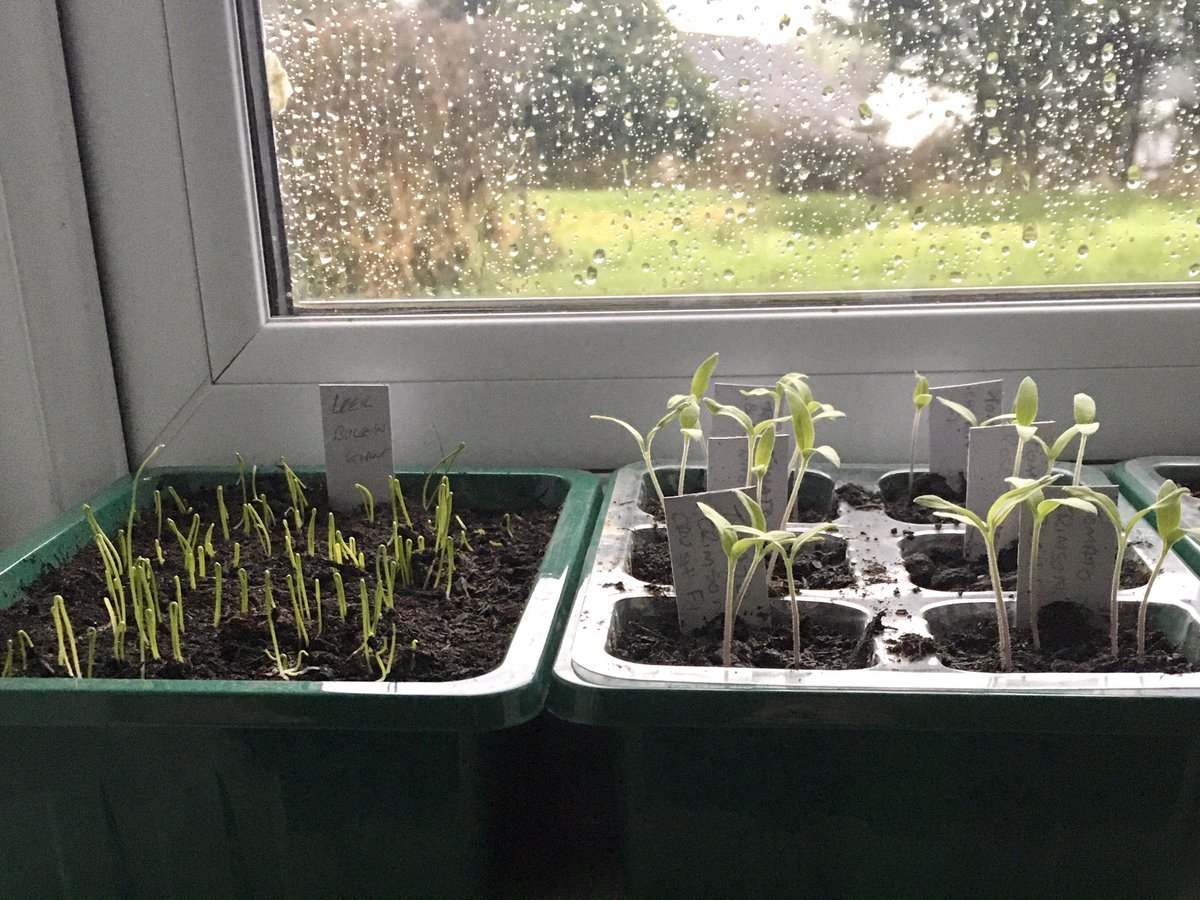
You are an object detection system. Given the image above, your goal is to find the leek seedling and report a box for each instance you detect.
[327,512,337,561]
[154,490,163,538]
[697,492,783,667]
[50,595,81,678]
[1064,483,1188,655]
[217,485,231,541]
[374,625,398,681]
[16,631,32,671]
[1010,377,1040,478]
[306,508,317,557]
[1,641,12,678]
[196,544,206,581]
[173,575,185,628]
[238,567,249,614]
[231,541,241,569]
[333,570,347,618]
[235,452,249,514]
[502,513,514,540]
[280,458,309,528]
[766,523,840,667]
[359,579,373,659]
[389,475,413,529]
[908,372,932,498]
[287,574,309,646]
[168,602,184,662]
[85,627,97,678]
[124,446,164,572]
[313,579,323,635]
[154,539,165,565]
[167,486,189,516]
[103,597,126,661]
[665,352,718,496]
[915,475,1054,671]
[1027,494,1098,648]
[258,493,275,529]
[213,563,224,627]
[591,408,680,510]
[243,503,272,556]
[422,442,465,510]
[355,483,376,523]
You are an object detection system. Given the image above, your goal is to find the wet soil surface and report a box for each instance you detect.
[886,632,939,661]
[0,474,558,682]
[849,472,965,524]
[629,528,856,593]
[904,545,1152,593]
[609,599,877,670]
[934,602,1200,674]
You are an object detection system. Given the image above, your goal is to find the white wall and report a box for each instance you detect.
[0,2,126,550]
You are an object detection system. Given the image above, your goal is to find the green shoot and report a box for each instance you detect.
[173,575,185,627]
[503,513,514,539]
[359,578,373,658]
[168,601,184,663]
[591,409,680,509]
[251,464,259,506]
[354,483,376,523]
[243,503,272,556]
[213,563,224,627]
[1134,482,1200,657]
[85,627,97,678]
[703,399,784,487]
[16,631,32,671]
[50,595,81,678]
[767,523,839,667]
[167,485,189,516]
[915,475,1054,671]
[374,625,398,681]
[154,490,163,538]
[217,485,231,541]
[1027,495,1098,647]
[144,594,161,661]
[313,579,323,636]
[750,424,777,508]
[236,452,249,508]
[238,567,249,614]
[389,476,413,528]
[1010,376,1040,479]
[908,372,932,498]
[231,541,241,569]
[697,491,782,667]
[306,507,317,557]
[287,574,309,646]
[280,458,308,528]
[196,545,206,581]
[1,640,12,677]
[155,539,165,565]
[422,442,465,510]
[665,352,718,496]
[1031,424,1083,479]
[333,570,347,618]
[428,477,456,598]
[933,397,1014,428]
[1071,393,1099,485]
[1064,482,1188,655]
[124,445,165,574]
[327,512,337,561]
[258,493,275,529]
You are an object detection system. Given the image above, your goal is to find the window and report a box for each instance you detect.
[54,0,1200,472]
[253,0,1200,309]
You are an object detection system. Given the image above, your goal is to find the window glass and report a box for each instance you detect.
[259,0,1200,302]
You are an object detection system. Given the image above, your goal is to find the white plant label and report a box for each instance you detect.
[709,383,779,438]
[319,384,393,513]
[928,380,1003,492]
[664,487,770,633]
[706,434,789,527]
[1016,484,1119,629]
[963,421,1048,558]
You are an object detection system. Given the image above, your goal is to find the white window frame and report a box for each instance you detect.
[59,0,1200,472]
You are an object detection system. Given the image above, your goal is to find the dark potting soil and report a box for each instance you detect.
[0,476,559,682]
[874,472,964,524]
[835,482,883,511]
[887,632,939,661]
[934,602,1200,674]
[903,545,1152,593]
[629,529,856,593]
[609,598,874,670]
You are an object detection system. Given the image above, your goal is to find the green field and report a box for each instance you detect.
[479,188,1200,297]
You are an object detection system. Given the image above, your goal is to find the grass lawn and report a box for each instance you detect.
[479,187,1200,297]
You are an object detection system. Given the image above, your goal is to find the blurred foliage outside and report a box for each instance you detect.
[262,0,1200,300]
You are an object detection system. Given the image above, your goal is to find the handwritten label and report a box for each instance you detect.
[665,488,770,633]
[928,380,1003,492]
[1016,484,1118,628]
[320,384,393,513]
[707,434,789,527]
[963,422,1049,558]
[709,383,779,438]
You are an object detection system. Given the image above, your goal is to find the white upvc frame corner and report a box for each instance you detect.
[63,0,1200,470]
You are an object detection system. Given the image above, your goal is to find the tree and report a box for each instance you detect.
[499,0,723,186]
[847,0,1200,187]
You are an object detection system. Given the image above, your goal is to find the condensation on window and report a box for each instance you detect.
[260,0,1200,301]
